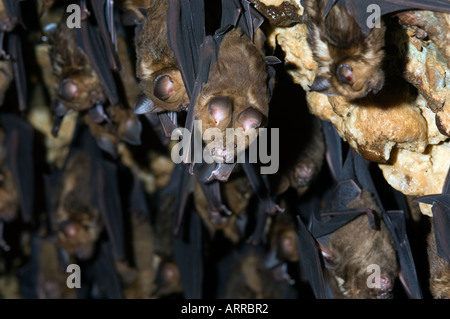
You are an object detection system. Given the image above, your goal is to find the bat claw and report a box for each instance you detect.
[133,94,160,114]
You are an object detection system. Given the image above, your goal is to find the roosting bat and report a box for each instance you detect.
[194,27,270,164]
[302,0,450,100]
[49,122,127,263]
[52,151,103,260]
[49,18,105,114]
[306,121,424,299]
[134,0,189,116]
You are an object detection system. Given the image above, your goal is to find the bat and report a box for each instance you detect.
[302,0,386,101]
[303,0,450,101]
[52,150,103,260]
[306,120,422,299]
[194,27,270,164]
[48,121,127,264]
[151,258,183,299]
[322,0,450,36]
[48,17,105,114]
[134,0,189,119]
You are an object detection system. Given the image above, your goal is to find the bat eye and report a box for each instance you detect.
[207,96,232,126]
[337,63,354,85]
[153,75,174,101]
[237,107,263,132]
[58,79,78,101]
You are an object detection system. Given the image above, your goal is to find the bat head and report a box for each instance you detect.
[322,214,398,299]
[58,75,105,112]
[139,69,188,113]
[56,204,102,260]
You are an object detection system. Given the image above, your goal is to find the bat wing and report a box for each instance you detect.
[431,204,450,262]
[95,159,126,262]
[7,33,27,112]
[383,210,422,299]
[326,0,450,36]
[1,113,34,223]
[75,9,120,106]
[296,215,329,299]
[173,200,204,298]
[90,0,122,72]
[92,240,124,299]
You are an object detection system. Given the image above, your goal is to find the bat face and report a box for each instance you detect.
[323,212,398,299]
[49,20,106,112]
[195,28,269,163]
[135,0,189,113]
[54,152,102,260]
[303,0,386,100]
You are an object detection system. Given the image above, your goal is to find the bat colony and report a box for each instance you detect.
[0,0,448,300]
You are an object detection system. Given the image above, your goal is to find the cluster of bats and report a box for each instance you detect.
[0,0,448,299]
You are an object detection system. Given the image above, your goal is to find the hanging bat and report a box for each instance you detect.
[307,121,422,299]
[134,0,189,118]
[303,0,450,101]
[49,122,127,263]
[302,0,386,100]
[48,18,105,114]
[52,151,103,260]
[194,27,270,164]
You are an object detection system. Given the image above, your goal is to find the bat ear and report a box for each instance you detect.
[309,76,332,92]
[207,96,232,126]
[236,107,263,132]
[336,63,354,85]
[153,74,175,101]
[58,79,78,102]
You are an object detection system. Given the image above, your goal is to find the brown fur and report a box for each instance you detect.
[195,28,270,163]
[135,0,188,112]
[427,220,450,299]
[0,129,19,222]
[268,213,299,263]
[49,18,105,112]
[302,0,386,100]
[324,190,398,299]
[53,152,103,260]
